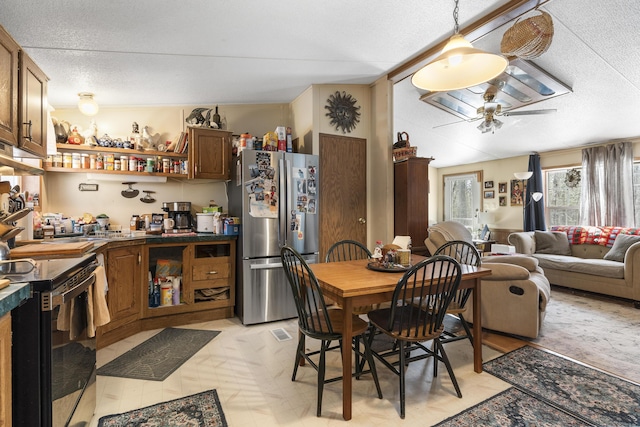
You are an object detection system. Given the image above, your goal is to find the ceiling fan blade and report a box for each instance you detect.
[501,109,557,116]
[433,116,483,129]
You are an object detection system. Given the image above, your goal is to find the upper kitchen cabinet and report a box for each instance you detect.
[0,25,19,147]
[17,51,48,158]
[188,127,231,180]
[0,25,48,158]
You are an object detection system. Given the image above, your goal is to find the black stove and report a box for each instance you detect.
[11,253,98,427]
[2,254,96,290]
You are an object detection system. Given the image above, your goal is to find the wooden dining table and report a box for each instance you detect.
[309,255,492,421]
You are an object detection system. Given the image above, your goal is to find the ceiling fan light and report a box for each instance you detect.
[411,34,508,92]
[78,92,99,116]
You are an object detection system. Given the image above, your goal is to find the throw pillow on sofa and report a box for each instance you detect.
[534,231,572,255]
[603,234,640,262]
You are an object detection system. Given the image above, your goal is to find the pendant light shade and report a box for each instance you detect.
[78,92,99,116]
[411,0,508,92]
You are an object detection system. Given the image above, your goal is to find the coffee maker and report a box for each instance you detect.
[161,201,193,232]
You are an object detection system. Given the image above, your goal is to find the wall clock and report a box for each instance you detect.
[324,91,361,134]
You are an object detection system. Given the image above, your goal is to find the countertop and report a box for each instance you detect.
[0,282,30,318]
[16,233,237,255]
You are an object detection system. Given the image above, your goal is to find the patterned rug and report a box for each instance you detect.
[483,346,640,426]
[98,389,227,427]
[532,286,640,384]
[434,388,590,426]
[97,328,220,381]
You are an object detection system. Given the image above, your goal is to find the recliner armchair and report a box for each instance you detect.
[425,221,551,338]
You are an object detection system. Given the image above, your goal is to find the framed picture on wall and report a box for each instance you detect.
[484,190,494,199]
[511,179,526,205]
[498,182,507,193]
[484,180,494,189]
[499,196,507,206]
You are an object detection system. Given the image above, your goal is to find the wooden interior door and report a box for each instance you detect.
[319,133,367,260]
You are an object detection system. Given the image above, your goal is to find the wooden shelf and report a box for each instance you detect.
[55,143,187,159]
[42,166,187,177]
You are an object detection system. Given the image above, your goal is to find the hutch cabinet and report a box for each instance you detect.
[394,157,432,255]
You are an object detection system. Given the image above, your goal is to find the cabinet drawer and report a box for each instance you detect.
[192,261,230,281]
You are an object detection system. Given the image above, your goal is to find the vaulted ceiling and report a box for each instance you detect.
[2,0,639,167]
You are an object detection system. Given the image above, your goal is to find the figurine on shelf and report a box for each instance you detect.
[129,122,141,149]
[67,126,85,145]
[82,120,98,145]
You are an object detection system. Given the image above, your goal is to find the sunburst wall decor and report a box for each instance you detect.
[324,91,360,134]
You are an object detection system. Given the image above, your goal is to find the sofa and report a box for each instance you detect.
[508,226,640,308]
[425,221,551,338]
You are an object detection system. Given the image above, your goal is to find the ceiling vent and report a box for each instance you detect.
[420,58,571,121]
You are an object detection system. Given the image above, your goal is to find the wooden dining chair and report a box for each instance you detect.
[433,240,481,346]
[325,239,375,314]
[281,245,382,417]
[367,255,463,418]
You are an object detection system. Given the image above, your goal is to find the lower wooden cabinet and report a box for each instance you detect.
[101,245,143,333]
[0,313,11,426]
[97,239,235,349]
[142,240,235,318]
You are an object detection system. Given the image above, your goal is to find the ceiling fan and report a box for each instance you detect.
[473,86,556,133]
[433,85,557,133]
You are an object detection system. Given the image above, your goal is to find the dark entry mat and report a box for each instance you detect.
[97,328,220,381]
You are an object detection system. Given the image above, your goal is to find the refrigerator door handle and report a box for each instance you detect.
[279,157,288,247]
[250,262,284,270]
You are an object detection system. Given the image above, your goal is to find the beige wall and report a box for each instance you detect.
[431,139,640,230]
[47,103,289,228]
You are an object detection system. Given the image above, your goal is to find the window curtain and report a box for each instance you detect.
[524,153,546,231]
[580,141,634,227]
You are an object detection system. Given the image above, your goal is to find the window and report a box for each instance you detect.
[545,163,640,227]
[545,168,582,226]
[443,172,482,230]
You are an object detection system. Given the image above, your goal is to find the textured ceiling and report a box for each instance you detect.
[2,0,639,168]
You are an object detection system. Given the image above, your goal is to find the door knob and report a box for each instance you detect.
[358,217,366,224]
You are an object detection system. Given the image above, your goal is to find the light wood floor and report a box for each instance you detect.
[91,316,515,426]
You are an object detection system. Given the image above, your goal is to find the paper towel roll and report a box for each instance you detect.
[16,210,34,241]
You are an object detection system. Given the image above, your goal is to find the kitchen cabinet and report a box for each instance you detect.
[18,51,48,158]
[142,240,235,319]
[102,245,143,332]
[0,25,48,158]
[0,25,20,147]
[394,157,432,255]
[96,238,236,349]
[188,127,232,180]
[0,313,11,426]
[46,144,188,177]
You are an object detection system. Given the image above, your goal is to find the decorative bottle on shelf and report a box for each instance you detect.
[212,105,221,129]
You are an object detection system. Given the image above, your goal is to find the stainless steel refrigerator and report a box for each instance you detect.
[228,150,319,325]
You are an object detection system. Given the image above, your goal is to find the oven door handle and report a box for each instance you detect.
[42,273,96,311]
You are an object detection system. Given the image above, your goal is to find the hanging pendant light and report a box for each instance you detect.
[78,92,99,116]
[411,0,508,92]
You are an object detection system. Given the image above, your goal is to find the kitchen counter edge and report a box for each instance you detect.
[0,282,30,317]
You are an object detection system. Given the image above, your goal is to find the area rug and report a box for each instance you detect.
[98,389,227,427]
[532,286,640,384]
[484,346,640,426]
[97,328,220,381]
[434,387,590,426]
